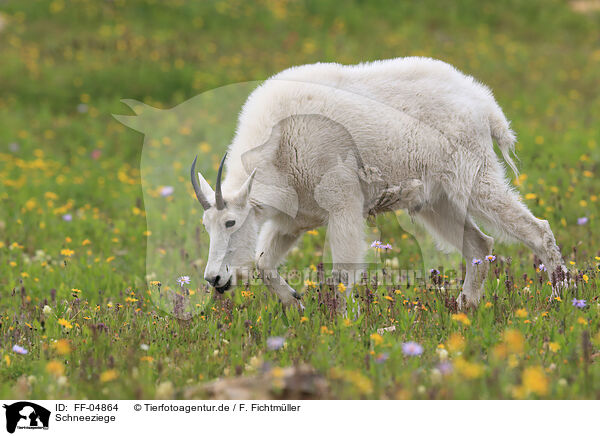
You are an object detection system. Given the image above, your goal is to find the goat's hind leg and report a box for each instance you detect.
[416,194,494,309]
[471,178,566,295]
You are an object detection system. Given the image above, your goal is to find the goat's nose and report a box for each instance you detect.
[205,275,220,287]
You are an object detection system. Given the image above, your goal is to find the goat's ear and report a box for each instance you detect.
[235,169,257,205]
[197,171,215,206]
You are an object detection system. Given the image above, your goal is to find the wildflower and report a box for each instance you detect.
[577,217,588,225]
[375,352,389,363]
[62,214,72,222]
[370,333,384,346]
[446,333,465,354]
[100,369,118,383]
[402,341,424,356]
[538,263,546,272]
[42,305,52,315]
[577,317,587,325]
[582,274,589,283]
[71,288,81,294]
[60,248,74,257]
[572,298,586,308]
[504,329,524,354]
[140,344,150,351]
[454,357,483,379]
[46,360,65,376]
[522,366,548,396]
[515,308,528,318]
[436,347,449,361]
[52,339,71,355]
[429,268,440,275]
[548,342,560,352]
[307,229,318,235]
[58,318,73,329]
[451,313,471,326]
[176,275,191,286]
[266,336,285,351]
[12,345,28,355]
[486,255,496,262]
[300,316,308,323]
[160,186,174,197]
[436,361,453,375]
[337,282,346,293]
[484,301,493,308]
[370,240,382,248]
[471,258,482,265]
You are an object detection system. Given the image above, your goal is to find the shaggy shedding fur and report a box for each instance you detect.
[196,57,564,309]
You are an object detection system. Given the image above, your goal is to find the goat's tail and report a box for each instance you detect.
[489,107,519,178]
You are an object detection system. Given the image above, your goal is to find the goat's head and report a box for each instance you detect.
[191,153,257,293]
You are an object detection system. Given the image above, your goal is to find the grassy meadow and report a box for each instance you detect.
[1,0,600,399]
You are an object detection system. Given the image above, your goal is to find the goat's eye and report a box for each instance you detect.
[225,220,236,228]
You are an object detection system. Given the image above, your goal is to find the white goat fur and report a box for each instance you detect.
[198,57,564,308]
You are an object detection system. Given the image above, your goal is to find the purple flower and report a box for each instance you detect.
[176,275,190,286]
[577,217,588,226]
[472,258,482,266]
[381,243,392,250]
[437,361,453,375]
[375,352,389,364]
[12,345,28,355]
[160,186,174,197]
[266,336,285,351]
[370,240,382,248]
[62,214,72,222]
[572,298,586,309]
[486,255,496,262]
[430,268,440,275]
[402,341,423,356]
[538,263,546,272]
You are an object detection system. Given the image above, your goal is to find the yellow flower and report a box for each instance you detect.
[46,360,65,376]
[548,342,560,352]
[515,308,528,318]
[52,339,71,355]
[384,295,394,301]
[446,333,465,354]
[577,317,587,325]
[582,274,589,283]
[337,282,346,293]
[71,288,81,294]
[100,369,118,383]
[455,357,484,379]
[300,316,308,323]
[451,313,471,326]
[307,229,318,236]
[4,355,11,367]
[504,329,524,354]
[60,248,75,257]
[370,333,384,346]
[82,239,91,246]
[57,318,73,329]
[484,301,493,308]
[140,356,154,362]
[522,366,548,396]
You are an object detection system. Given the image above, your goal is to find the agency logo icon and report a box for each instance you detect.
[2,402,50,433]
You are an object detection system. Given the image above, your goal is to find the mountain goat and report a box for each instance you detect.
[191,57,565,310]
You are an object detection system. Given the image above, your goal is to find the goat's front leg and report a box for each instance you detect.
[255,221,303,309]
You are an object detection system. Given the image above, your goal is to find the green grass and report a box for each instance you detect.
[0,0,599,399]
